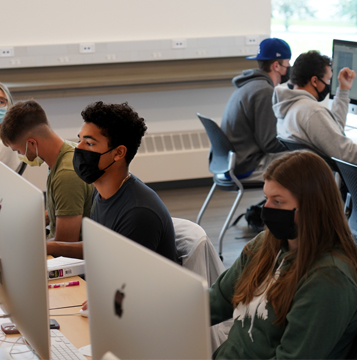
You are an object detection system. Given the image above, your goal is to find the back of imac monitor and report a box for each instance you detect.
[0,162,50,359]
[330,39,357,116]
[83,217,212,360]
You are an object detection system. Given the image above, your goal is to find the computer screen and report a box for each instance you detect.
[330,39,357,115]
[0,162,50,359]
[82,217,211,360]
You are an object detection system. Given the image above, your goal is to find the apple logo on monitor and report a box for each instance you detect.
[114,284,126,318]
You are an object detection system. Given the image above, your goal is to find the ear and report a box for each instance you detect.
[113,145,127,161]
[271,60,280,72]
[310,76,318,87]
[27,138,37,149]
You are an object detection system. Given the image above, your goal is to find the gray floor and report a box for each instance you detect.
[156,185,265,269]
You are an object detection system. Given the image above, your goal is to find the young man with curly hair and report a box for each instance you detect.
[48,101,179,263]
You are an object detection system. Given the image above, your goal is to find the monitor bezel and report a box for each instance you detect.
[330,38,357,106]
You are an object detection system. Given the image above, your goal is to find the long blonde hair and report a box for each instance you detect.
[232,151,357,325]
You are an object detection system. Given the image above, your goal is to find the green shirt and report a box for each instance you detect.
[46,140,93,240]
[210,232,357,359]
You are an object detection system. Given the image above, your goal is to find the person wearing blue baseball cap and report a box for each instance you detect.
[220,37,291,182]
[246,38,292,62]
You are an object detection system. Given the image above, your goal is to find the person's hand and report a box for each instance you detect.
[82,300,88,311]
[338,67,356,90]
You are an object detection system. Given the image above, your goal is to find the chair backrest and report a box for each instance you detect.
[278,137,338,172]
[332,157,357,238]
[197,113,236,175]
[16,161,27,176]
[173,217,225,286]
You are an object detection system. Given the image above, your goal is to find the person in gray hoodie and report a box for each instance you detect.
[220,38,291,182]
[274,50,357,163]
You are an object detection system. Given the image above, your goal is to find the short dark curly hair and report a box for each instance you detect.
[81,101,147,165]
[290,50,332,87]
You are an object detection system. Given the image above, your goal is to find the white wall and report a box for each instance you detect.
[3,0,271,46]
[11,0,272,189]
[38,86,233,137]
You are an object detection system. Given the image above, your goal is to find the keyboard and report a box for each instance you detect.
[50,330,88,360]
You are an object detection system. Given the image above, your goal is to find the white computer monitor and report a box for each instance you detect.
[0,162,50,359]
[82,217,212,360]
[330,39,357,116]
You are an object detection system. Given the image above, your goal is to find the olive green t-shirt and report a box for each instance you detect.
[46,140,93,240]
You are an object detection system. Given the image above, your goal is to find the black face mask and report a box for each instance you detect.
[73,147,115,184]
[260,207,298,240]
[315,78,331,102]
[280,65,291,84]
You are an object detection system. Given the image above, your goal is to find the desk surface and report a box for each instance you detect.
[0,274,91,359]
[48,276,90,352]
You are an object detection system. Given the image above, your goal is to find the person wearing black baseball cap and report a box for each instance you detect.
[220,37,291,182]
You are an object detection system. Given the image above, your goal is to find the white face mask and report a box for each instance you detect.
[18,141,44,167]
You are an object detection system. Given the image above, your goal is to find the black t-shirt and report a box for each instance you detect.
[90,174,179,263]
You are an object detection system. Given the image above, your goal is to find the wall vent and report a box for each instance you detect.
[138,130,210,155]
[130,129,212,183]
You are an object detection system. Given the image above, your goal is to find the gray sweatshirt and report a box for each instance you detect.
[221,69,286,175]
[273,86,357,164]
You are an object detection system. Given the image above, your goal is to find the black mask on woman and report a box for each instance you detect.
[260,207,298,240]
[315,78,331,102]
[73,147,115,184]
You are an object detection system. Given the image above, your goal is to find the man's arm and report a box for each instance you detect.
[253,87,286,154]
[50,215,83,242]
[46,240,83,259]
[331,67,357,128]
[45,210,49,226]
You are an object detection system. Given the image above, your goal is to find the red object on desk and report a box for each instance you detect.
[48,281,80,289]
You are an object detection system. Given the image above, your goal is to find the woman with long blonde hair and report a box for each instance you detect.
[210,151,357,359]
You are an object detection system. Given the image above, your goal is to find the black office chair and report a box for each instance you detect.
[15,161,27,176]
[278,137,348,204]
[332,157,357,240]
[277,137,339,172]
[196,113,263,260]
